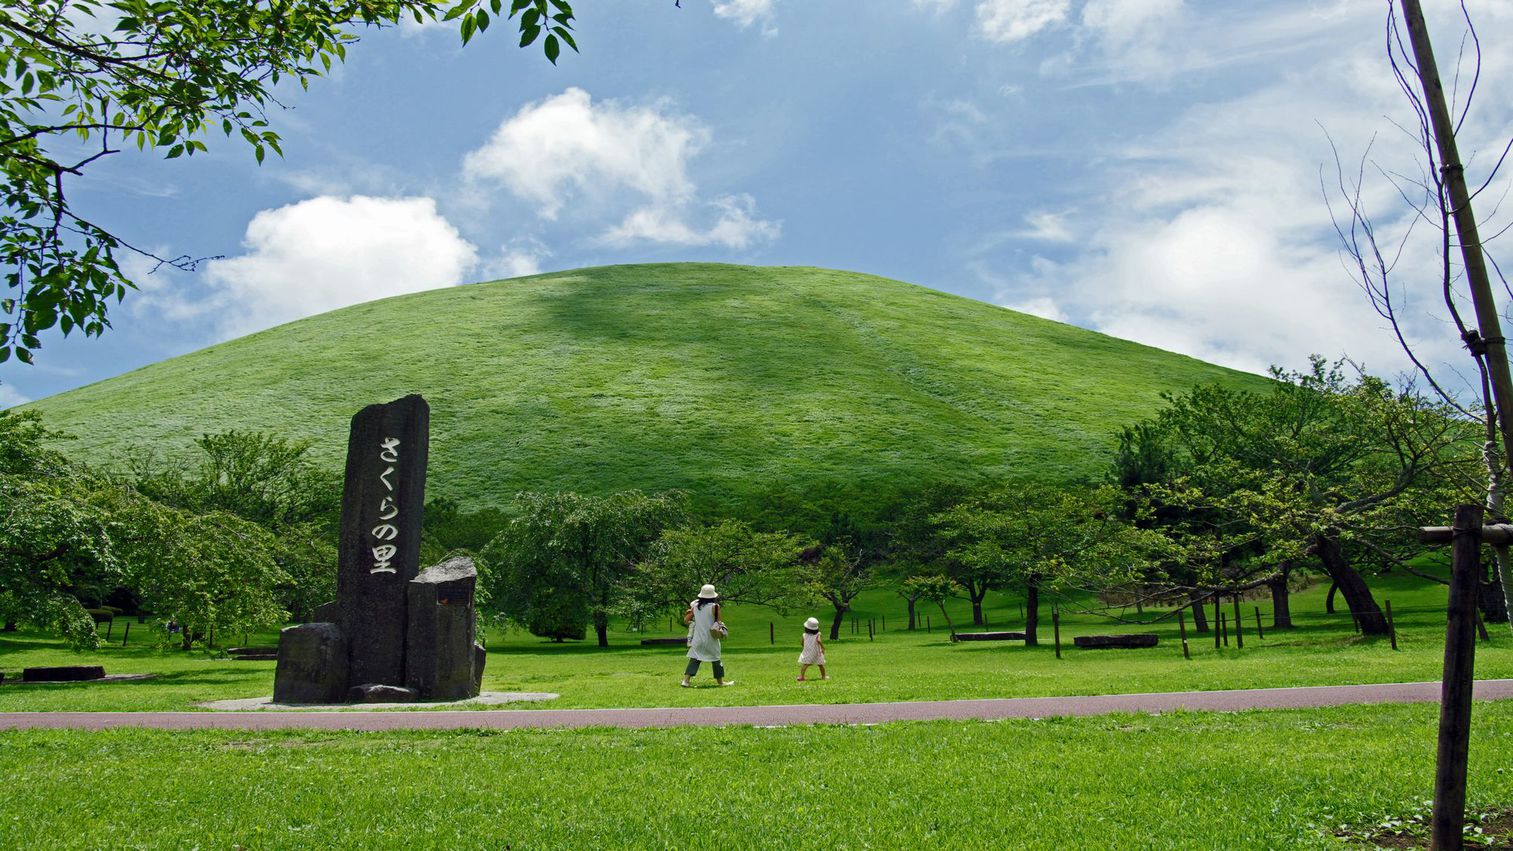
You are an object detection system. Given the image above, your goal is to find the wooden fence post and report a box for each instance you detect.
[1233,596,1244,649]
[105,620,113,642]
[1432,504,1483,850]
[770,622,774,645]
[121,623,130,646]
[1178,609,1190,660]
[1254,607,1264,641]
[1386,601,1397,651]
[1053,610,1061,660]
[868,620,874,641]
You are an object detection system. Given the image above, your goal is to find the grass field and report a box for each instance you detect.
[21,263,1265,526]
[3,702,1512,849]
[3,565,1507,713]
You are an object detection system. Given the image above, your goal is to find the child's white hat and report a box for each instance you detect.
[804,617,820,630]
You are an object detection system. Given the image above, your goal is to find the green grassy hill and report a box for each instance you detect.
[25,263,1263,526]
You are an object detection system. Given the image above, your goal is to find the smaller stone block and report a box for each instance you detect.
[22,665,105,682]
[273,623,348,704]
[348,683,418,703]
[1073,633,1160,649]
[405,556,481,700]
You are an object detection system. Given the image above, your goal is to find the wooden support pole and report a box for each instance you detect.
[105,620,113,642]
[770,622,774,645]
[881,615,886,632]
[1432,504,1483,850]
[1254,607,1264,641]
[1053,610,1061,660]
[1178,609,1190,660]
[868,619,874,641]
[1386,601,1398,651]
[1233,596,1244,649]
[1214,595,1222,649]
[122,623,130,646]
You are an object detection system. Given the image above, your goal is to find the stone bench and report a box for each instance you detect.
[228,646,278,661]
[1073,634,1159,649]
[951,631,1027,642]
[640,637,689,647]
[22,665,106,681]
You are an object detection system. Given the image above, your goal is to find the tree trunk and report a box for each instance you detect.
[1,620,16,632]
[1479,564,1509,624]
[933,601,956,635]
[594,611,609,648]
[1315,533,1388,635]
[1325,581,1339,614]
[906,597,917,631]
[1024,578,1040,646]
[829,606,847,640]
[1269,567,1294,630]
[970,583,986,626]
[1189,589,1209,634]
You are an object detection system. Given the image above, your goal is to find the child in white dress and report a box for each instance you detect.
[797,616,828,681]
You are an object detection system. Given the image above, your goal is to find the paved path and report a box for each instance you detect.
[5,680,1513,732]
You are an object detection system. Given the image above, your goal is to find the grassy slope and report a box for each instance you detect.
[4,703,1513,848]
[24,264,1262,521]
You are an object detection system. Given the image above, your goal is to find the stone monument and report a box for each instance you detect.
[273,395,486,704]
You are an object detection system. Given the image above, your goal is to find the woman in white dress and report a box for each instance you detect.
[797,616,828,681]
[681,583,734,687]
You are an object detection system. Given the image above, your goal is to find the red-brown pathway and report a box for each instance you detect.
[4,679,1513,732]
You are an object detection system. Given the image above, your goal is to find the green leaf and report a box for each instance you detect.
[545,33,560,63]
[475,9,490,31]
[553,26,578,51]
[519,24,540,47]
[165,144,184,159]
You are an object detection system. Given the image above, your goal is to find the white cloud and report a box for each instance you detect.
[483,237,552,279]
[602,194,781,249]
[913,0,957,13]
[975,0,1070,44]
[465,88,779,249]
[713,0,777,32]
[0,384,30,409]
[1003,296,1068,322]
[205,196,478,336]
[1016,211,1074,242]
[465,88,704,220]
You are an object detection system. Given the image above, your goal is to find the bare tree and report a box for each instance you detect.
[1325,0,1513,628]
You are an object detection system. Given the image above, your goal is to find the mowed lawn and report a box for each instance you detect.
[3,567,1510,712]
[3,701,1513,849]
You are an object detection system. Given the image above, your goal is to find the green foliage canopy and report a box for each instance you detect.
[0,0,576,366]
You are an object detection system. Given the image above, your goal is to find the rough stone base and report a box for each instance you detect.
[273,623,348,704]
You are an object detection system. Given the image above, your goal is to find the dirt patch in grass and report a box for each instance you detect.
[1337,808,1513,849]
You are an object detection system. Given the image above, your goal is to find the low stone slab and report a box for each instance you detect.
[23,665,105,682]
[640,637,688,646]
[348,683,419,703]
[952,632,1027,642]
[197,691,559,711]
[227,646,277,656]
[230,654,278,662]
[1074,634,1159,649]
[3,673,155,686]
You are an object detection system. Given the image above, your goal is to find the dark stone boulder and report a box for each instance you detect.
[348,683,418,703]
[405,556,481,700]
[23,665,105,682]
[1073,633,1160,649]
[273,623,348,704]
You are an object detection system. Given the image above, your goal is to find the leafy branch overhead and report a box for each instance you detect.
[0,0,576,368]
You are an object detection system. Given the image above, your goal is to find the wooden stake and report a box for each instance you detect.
[1232,596,1243,649]
[1254,607,1264,641]
[1385,600,1398,651]
[1213,594,1222,648]
[105,620,113,642]
[1052,610,1061,660]
[1178,609,1190,660]
[1432,504,1482,850]
[770,621,774,645]
[868,620,874,641]
[122,623,130,646]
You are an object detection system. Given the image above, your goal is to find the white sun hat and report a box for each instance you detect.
[698,584,719,599]
[804,617,820,630]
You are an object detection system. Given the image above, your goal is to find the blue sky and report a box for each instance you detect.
[4,0,1512,407]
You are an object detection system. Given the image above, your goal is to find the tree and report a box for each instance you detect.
[131,430,340,621]
[0,0,577,367]
[1124,361,1476,635]
[625,519,815,622]
[810,539,874,640]
[936,482,1155,645]
[481,491,684,646]
[882,483,972,630]
[901,574,962,635]
[1327,1,1513,627]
